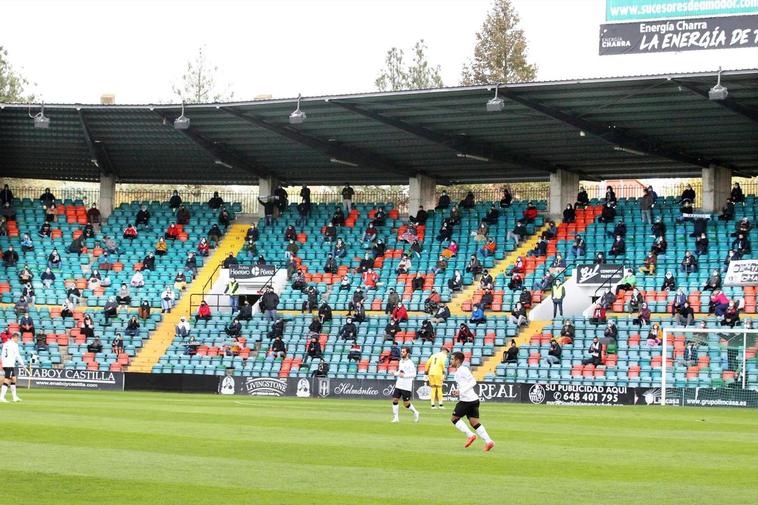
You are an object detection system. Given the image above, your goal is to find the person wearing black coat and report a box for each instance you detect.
[435,191,451,210]
[339,319,357,340]
[318,302,333,322]
[267,319,285,340]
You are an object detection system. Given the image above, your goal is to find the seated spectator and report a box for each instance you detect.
[602,320,618,344]
[571,235,586,257]
[508,271,524,291]
[675,301,695,327]
[723,249,741,273]
[508,302,526,327]
[110,334,124,355]
[522,201,538,223]
[141,252,156,271]
[135,205,150,228]
[14,296,29,316]
[615,269,636,295]
[474,222,489,242]
[125,316,141,337]
[465,255,482,276]
[597,202,616,223]
[154,237,168,256]
[416,320,436,343]
[581,337,602,365]
[138,299,151,320]
[652,218,666,238]
[432,255,448,275]
[732,232,751,256]
[436,222,453,242]
[371,238,386,259]
[424,290,441,314]
[608,218,627,239]
[130,269,145,288]
[103,297,118,325]
[506,220,528,245]
[284,225,298,242]
[628,288,644,313]
[431,303,451,324]
[501,340,519,364]
[605,186,617,204]
[409,206,429,226]
[268,335,287,359]
[441,239,458,258]
[337,275,351,292]
[435,190,451,210]
[176,205,190,225]
[305,335,323,363]
[500,187,513,208]
[392,302,408,322]
[671,288,688,316]
[563,203,576,224]
[447,270,463,292]
[332,238,347,258]
[634,302,651,327]
[609,235,626,257]
[238,300,253,321]
[703,270,722,291]
[542,339,562,367]
[519,287,533,309]
[208,191,224,210]
[46,247,62,269]
[650,236,667,257]
[323,222,337,242]
[695,232,709,256]
[352,301,366,323]
[481,205,499,226]
[599,290,615,309]
[594,251,606,265]
[87,337,103,354]
[165,223,180,241]
[384,317,401,341]
[636,252,656,276]
[195,300,212,321]
[38,221,52,238]
[116,283,132,305]
[311,358,330,377]
[291,269,307,291]
[411,272,425,291]
[544,221,558,240]
[731,182,745,205]
[324,254,338,274]
[40,267,55,288]
[60,299,74,318]
[681,341,699,367]
[590,303,607,325]
[528,234,548,257]
[559,320,575,345]
[470,304,486,325]
[719,198,735,221]
[661,271,676,291]
[338,318,357,340]
[680,250,698,274]
[460,191,475,210]
[362,223,378,246]
[332,207,346,227]
[548,254,566,275]
[456,323,475,344]
[721,300,740,327]
[480,289,494,310]
[479,237,496,258]
[207,224,222,247]
[646,324,662,347]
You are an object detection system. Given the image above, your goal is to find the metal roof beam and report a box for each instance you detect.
[219,106,429,182]
[670,78,758,126]
[152,111,269,178]
[77,109,113,176]
[500,89,732,171]
[328,99,594,179]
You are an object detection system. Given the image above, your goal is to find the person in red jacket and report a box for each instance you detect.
[197,238,210,257]
[522,201,538,223]
[392,302,408,322]
[165,222,180,240]
[0,327,11,343]
[195,301,212,321]
[123,224,138,240]
[362,268,379,289]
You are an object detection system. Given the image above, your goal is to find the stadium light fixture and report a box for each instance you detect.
[457,153,490,162]
[174,101,190,130]
[613,146,646,156]
[214,160,233,169]
[29,102,50,129]
[708,67,728,101]
[330,158,359,168]
[289,93,307,124]
[486,83,505,112]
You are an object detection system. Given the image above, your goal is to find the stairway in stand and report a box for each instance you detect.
[129,224,248,373]
[474,320,549,380]
[448,224,550,317]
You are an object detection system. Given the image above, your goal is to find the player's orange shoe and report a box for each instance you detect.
[483,441,495,452]
[464,435,477,448]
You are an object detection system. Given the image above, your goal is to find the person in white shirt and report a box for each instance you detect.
[160,286,175,313]
[130,270,145,288]
[450,351,494,452]
[391,347,420,423]
[1,333,25,402]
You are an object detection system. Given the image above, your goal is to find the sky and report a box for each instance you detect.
[2,0,757,104]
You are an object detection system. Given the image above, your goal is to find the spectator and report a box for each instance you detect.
[509,271,525,291]
[480,289,494,310]
[219,206,231,228]
[176,204,190,225]
[646,324,662,347]
[680,250,698,274]
[435,190,451,210]
[14,296,29,316]
[519,287,533,309]
[138,299,151,320]
[465,255,482,276]
[103,236,119,255]
[605,186,617,204]
[628,288,644,313]
[460,191,475,210]
[0,184,13,205]
[416,320,436,343]
[637,252,657,276]
[125,316,141,337]
[582,337,603,365]
[597,202,616,223]
[115,283,131,306]
[103,297,118,325]
[123,223,138,240]
[431,303,451,324]
[396,254,412,274]
[237,300,253,321]
[500,187,513,208]
[305,335,323,363]
[675,301,695,327]
[470,303,486,325]
[731,182,745,205]
[311,358,330,378]
[384,288,400,315]
[40,267,55,288]
[400,224,419,244]
[508,302,526,326]
[640,186,655,223]
[599,290,615,310]
[268,335,287,359]
[361,222,378,246]
[169,190,182,210]
[436,222,453,242]
[703,270,722,291]
[347,288,365,315]
[318,301,333,323]
[506,220,528,245]
[424,290,441,314]
[267,318,285,340]
[324,254,338,274]
[650,236,667,257]
[130,269,145,288]
[722,300,740,327]
[559,320,575,345]
[723,249,741,273]
[474,222,489,242]
[372,238,386,258]
[352,301,366,323]
[651,217,666,239]
[207,224,222,247]
[671,288,688,316]
[680,184,696,203]
[681,340,699,367]
[87,337,103,354]
[602,320,618,345]
[634,302,651,327]
[441,239,458,258]
[362,268,379,290]
[159,286,175,313]
[384,317,401,342]
[135,205,150,228]
[112,334,124,355]
[208,191,224,210]
[594,251,606,265]
[609,235,626,257]
[172,271,187,292]
[478,237,497,258]
[732,232,751,256]
[571,235,586,257]
[223,252,239,269]
[551,280,565,318]
[615,269,636,295]
[695,232,709,256]
[260,287,280,321]
[719,198,735,221]
[501,340,519,364]
[185,252,199,277]
[332,238,347,258]
[709,289,730,318]
[409,206,429,226]
[44,203,57,223]
[661,271,676,291]
[522,201,538,223]
[341,183,355,213]
[563,203,576,224]
[456,323,475,344]
[528,234,548,257]
[195,300,212,321]
[608,218,627,239]
[338,318,357,341]
[392,302,408,322]
[543,339,562,367]
[447,270,463,292]
[338,275,351,291]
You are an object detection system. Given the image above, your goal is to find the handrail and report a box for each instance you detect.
[549,261,575,285]
[593,263,626,299]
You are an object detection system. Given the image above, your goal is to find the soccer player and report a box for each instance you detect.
[449,351,494,451]
[391,347,420,423]
[426,346,449,409]
[1,332,25,403]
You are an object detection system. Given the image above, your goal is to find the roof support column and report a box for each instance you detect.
[408,174,436,217]
[549,168,579,219]
[257,175,280,219]
[98,172,117,220]
[701,164,732,214]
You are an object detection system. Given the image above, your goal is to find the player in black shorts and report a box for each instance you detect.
[450,351,494,451]
[391,347,419,423]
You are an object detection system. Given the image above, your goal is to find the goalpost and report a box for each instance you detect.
[660,327,757,406]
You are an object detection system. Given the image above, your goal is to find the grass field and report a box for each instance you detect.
[1,390,756,505]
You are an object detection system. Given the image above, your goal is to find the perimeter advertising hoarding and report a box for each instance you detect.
[607,0,758,22]
[599,14,758,54]
[17,368,125,391]
[227,264,277,280]
[575,264,625,285]
[724,259,758,286]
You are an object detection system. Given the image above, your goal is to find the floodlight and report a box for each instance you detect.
[486,83,505,112]
[289,94,307,124]
[30,102,49,129]
[174,101,190,130]
[708,67,728,101]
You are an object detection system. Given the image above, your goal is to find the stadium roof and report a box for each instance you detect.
[1,69,757,185]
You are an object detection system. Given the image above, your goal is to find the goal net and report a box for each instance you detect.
[659,327,758,407]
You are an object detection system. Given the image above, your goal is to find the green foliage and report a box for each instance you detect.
[0,46,35,103]
[375,39,443,92]
[172,46,234,103]
[461,0,537,85]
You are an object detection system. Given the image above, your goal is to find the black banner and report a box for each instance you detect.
[600,14,758,55]
[576,263,625,285]
[228,264,277,280]
[18,368,124,391]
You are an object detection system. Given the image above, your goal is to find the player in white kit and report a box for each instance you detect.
[450,352,494,451]
[1,333,25,403]
[391,347,420,423]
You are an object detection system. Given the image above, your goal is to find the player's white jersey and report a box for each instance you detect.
[453,365,478,402]
[1,340,25,368]
[394,357,417,391]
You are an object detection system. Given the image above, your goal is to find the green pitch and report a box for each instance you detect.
[1,390,756,505]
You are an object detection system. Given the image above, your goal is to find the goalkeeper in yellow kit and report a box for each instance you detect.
[425,346,449,409]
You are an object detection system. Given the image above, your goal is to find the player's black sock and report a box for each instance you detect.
[471,423,481,430]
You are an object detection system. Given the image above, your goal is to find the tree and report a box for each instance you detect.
[375,40,443,91]
[0,46,35,103]
[461,0,537,85]
[172,46,234,103]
